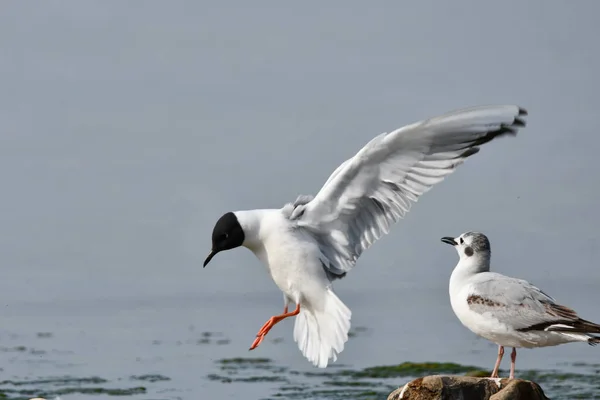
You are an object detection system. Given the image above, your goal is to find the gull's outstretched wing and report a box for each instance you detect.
[289,105,527,278]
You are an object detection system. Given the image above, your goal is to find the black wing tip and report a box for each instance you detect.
[458,116,525,158]
[468,126,516,147]
[588,336,600,346]
[573,317,600,334]
[519,317,600,335]
[513,117,526,127]
[499,126,519,136]
[460,147,480,159]
[518,107,528,116]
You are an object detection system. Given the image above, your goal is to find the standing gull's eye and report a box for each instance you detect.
[459,238,464,244]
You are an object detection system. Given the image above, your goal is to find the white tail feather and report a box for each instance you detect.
[553,331,595,343]
[543,325,596,342]
[293,288,352,368]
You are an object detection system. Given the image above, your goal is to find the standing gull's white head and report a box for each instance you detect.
[204,105,528,368]
[442,232,600,379]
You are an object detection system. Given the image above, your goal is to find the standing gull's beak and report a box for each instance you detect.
[203,250,218,267]
[441,237,458,246]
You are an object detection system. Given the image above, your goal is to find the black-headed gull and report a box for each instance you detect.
[204,105,528,368]
[441,232,600,378]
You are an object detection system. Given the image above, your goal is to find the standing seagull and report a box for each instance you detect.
[441,232,600,378]
[204,105,527,368]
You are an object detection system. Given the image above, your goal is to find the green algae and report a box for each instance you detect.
[55,386,146,395]
[0,385,146,399]
[0,375,150,400]
[518,369,600,384]
[348,361,480,378]
[208,358,600,400]
[236,376,288,383]
[207,373,288,384]
[218,357,272,365]
[0,346,27,353]
[130,374,171,382]
[0,376,108,386]
[322,380,379,387]
[270,387,392,400]
[207,373,233,383]
[0,358,597,400]
[217,357,288,374]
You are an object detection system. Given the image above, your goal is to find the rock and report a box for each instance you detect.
[387,375,549,400]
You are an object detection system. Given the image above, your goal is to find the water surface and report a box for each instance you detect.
[1,1,600,399]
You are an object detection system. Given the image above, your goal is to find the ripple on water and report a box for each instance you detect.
[1,332,598,400]
[0,375,152,400]
[204,358,600,400]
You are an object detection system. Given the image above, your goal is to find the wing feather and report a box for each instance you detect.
[288,105,527,278]
[466,273,600,334]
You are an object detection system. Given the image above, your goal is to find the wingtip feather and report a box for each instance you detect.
[513,117,526,127]
[459,147,480,158]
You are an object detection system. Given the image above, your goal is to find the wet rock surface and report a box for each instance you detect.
[387,375,549,400]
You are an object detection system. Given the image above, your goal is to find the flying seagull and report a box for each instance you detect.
[204,105,527,368]
[442,231,600,378]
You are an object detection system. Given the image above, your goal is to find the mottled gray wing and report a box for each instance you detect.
[288,105,527,279]
[465,272,584,331]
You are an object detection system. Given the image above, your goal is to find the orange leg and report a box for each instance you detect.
[249,304,300,350]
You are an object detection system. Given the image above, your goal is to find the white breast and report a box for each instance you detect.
[250,211,330,305]
[449,273,515,346]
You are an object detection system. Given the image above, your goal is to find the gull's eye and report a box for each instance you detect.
[220,233,228,241]
[459,238,464,244]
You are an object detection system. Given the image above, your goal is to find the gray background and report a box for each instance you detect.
[1,1,598,398]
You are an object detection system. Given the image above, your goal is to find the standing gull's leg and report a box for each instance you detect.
[249,304,301,350]
[490,345,504,378]
[509,347,517,379]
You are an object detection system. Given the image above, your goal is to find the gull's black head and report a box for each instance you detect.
[203,212,245,267]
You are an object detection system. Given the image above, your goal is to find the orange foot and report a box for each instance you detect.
[249,304,300,350]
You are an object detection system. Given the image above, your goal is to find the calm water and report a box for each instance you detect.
[2,280,600,399]
[1,1,600,399]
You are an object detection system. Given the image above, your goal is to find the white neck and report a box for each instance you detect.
[449,253,491,295]
[233,209,271,251]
